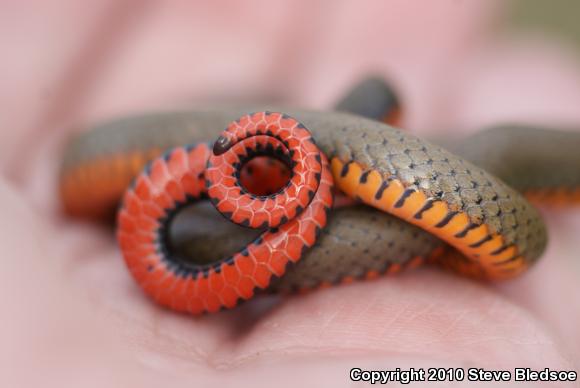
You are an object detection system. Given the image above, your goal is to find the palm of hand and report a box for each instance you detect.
[1,2,579,386]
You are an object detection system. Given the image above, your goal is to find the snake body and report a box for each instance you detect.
[116,113,333,313]
[59,80,580,313]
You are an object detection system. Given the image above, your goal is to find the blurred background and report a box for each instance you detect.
[507,0,580,47]
[3,0,580,146]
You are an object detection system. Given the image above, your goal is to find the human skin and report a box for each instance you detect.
[1,1,579,387]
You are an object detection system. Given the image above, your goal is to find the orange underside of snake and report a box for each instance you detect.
[117,112,334,314]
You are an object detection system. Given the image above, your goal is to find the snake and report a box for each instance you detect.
[59,78,579,314]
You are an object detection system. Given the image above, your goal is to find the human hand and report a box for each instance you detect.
[1,1,579,386]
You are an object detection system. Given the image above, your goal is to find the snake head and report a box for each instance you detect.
[213,135,231,155]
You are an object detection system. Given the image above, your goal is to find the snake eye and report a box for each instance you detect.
[213,136,231,155]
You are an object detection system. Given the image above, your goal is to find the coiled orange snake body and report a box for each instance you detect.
[59,79,580,314]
